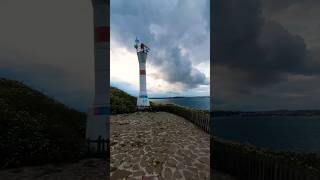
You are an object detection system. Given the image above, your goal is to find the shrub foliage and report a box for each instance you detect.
[110,87,137,114]
[0,78,86,168]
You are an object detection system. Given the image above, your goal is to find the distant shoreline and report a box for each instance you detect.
[213,110,320,117]
[150,97,320,116]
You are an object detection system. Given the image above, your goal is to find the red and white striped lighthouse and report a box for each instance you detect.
[134,38,150,109]
[86,0,109,142]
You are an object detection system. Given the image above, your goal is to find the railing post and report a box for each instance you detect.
[102,139,105,152]
[87,138,91,157]
[200,112,203,130]
[195,112,198,127]
[209,114,210,133]
[97,136,101,155]
[190,110,193,123]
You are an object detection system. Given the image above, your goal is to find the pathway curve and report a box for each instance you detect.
[110,112,210,180]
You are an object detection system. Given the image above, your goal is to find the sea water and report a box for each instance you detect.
[213,116,320,153]
[151,97,320,153]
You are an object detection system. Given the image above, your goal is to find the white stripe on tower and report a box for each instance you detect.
[137,48,150,109]
[86,0,109,142]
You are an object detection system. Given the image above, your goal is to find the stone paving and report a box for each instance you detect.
[0,111,237,180]
[110,112,210,180]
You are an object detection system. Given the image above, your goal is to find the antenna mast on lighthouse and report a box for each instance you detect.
[135,38,150,110]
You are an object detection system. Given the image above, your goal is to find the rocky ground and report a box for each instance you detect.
[110,112,211,180]
[0,160,235,180]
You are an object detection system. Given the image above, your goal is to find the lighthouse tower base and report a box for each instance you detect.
[86,104,108,151]
[137,96,150,110]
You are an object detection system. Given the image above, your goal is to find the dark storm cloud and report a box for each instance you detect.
[263,0,320,15]
[212,0,320,110]
[213,0,317,89]
[111,0,210,88]
[264,0,320,58]
[262,0,300,14]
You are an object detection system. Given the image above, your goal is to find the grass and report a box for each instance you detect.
[110,87,137,114]
[0,78,86,169]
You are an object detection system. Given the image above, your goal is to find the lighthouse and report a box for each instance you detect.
[86,0,109,143]
[134,38,150,110]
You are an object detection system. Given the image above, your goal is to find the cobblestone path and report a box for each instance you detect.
[110,112,210,180]
[0,112,236,180]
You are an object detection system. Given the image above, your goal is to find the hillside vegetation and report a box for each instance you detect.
[0,78,86,168]
[110,87,137,114]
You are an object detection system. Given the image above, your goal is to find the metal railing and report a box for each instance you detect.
[151,103,210,133]
[86,136,109,159]
[212,138,320,180]
[150,103,320,179]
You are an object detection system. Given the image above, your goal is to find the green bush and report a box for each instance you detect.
[0,78,86,168]
[110,87,137,114]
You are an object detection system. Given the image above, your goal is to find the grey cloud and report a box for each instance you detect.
[264,0,320,60]
[212,0,320,110]
[0,0,209,112]
[111,0,210,88]
[258,21,307,74]
[263,0,320,15]
[262,0,300,14]
[213,0,316,89]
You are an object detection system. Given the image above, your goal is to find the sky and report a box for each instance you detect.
[213,0,320,111]
[0,0,94,111]
[1,0,319,112]
[0,0,209,112]
[110,0,210,98]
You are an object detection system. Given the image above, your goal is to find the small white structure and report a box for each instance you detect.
[86,0,109,143]
[134,38,150,109]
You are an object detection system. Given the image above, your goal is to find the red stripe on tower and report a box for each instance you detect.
[140,69,146,75]
[95,26,109,42]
